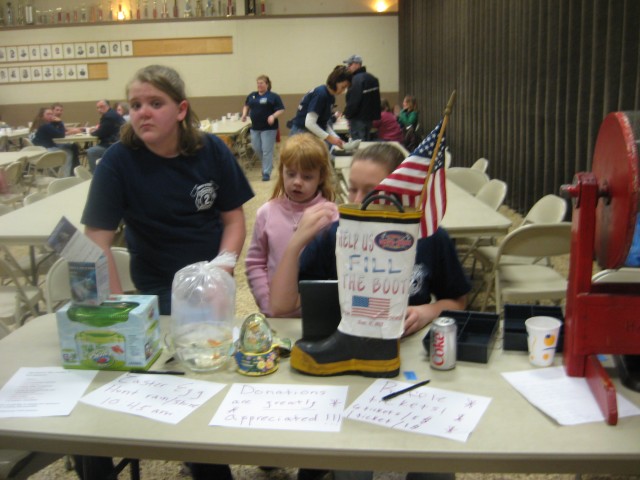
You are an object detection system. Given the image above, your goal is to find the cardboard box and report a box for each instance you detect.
[422,310,499,363]
[56,294,162,370]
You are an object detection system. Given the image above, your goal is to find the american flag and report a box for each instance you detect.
[373,120,447,237]
[351,295,391,318]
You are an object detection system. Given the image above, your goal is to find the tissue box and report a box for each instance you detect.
[68,257,110,306]
[503,304,564,352]
[422,310,499,363]
[56,294,162,370]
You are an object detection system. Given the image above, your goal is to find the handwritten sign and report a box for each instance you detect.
[343,379,491,442]
[210,383,348,432]
[80,373,225,424]
[0,367,97,418]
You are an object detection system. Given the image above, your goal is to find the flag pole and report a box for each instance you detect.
[419,89,457,209]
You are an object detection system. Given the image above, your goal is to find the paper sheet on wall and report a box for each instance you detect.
[80,373,225,424]
[210,383,348,432]
[502,367,640,425]
[343,379,492,442]
[0,367,97,418]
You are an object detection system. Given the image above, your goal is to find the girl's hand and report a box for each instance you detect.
[292,202,338,247]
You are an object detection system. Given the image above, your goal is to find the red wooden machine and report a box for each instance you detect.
[561,111,640,425]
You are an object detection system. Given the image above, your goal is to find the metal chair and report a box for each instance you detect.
[0,160,28,208]
[73,165,93,180]
[234,125,257,169]
[0,256,43,337]
[470,157,489,173]
[47,176,85,195]
[479,222,572,313]
[25,150,66,192]
[447,167,490,195]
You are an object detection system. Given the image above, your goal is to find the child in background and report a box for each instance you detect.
[373,99,404,142]
[398,94,419,128]
[246,132,338,317]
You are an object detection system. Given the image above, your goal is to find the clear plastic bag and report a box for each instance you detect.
[169,252,237,372]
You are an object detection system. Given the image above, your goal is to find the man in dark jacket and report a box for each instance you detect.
[342,54,381,141]
[86,99,125,172]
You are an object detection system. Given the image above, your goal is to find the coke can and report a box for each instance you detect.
[430,317,457,370]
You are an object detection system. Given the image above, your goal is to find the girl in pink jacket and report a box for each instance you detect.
[245,133,338,316]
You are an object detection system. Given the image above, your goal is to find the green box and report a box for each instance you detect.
[56,294,162,371]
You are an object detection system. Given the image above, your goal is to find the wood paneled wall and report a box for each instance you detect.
[399,0,640,214]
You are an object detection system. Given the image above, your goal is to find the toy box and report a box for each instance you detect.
[56,294,162,370]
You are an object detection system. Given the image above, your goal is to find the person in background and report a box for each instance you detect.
[29,107,77,177]
[115,101,130,122]
[51,102,83,135]
[372,98,404,142]
[398,94,419,129]
[80,64,254,480]
[85,99,125,172]
[342,54,381,141]
[246,133,338,318]
[241,74,285,181]
[289,65,352,148]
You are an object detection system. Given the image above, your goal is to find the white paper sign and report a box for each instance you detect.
[502,367,640,426]
[210,383,348,432]
[80,373,225,424]
[0,367,97,418]
[343,379,492,442]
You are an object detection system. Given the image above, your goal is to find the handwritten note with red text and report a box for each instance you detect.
[343,379,491,442]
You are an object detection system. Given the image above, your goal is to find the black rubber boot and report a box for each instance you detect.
[290,330,400,377]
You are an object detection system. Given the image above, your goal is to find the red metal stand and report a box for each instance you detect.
[561,112,640,425]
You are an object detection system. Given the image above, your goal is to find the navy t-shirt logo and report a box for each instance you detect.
[190,181,217,211]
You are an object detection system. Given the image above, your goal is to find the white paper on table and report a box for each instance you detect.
[501,367,640,426]
[80,373,225,424]
[0,367,98,418]
[343,379,492,442]
[210,383,348,432]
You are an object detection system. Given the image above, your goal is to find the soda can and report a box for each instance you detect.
[430,317,457,370]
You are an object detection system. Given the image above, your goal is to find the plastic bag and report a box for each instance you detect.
[169,251,237,372]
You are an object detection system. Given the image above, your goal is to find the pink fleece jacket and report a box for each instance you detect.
[245,192,338,317]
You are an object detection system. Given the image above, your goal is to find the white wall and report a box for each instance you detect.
[0,14,398,104]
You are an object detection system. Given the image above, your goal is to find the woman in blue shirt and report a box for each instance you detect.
[241,74,285,181]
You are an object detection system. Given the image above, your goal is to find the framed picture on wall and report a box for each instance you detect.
[66,64,77,80]
[54,65,65,80]
[86,42,98,58]
[98,42,109,57]
[121,40,133,56]
[109,41,122,57]
[42,65,54,81]
[0,68,8,83]
[0,47,6,63]
[77,64,88,80]
[31,66,43,82]
[8,67,19,83]
[63,44,75,59]
[20,66,31,82]
[7,47,18,62]
[51,44,64,60]
[75,43,87,58]
[29,45,40,61]
[40,45,52,60]
[17,46,29,61]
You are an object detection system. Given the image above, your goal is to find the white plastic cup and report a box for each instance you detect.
[525,316,562,367]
